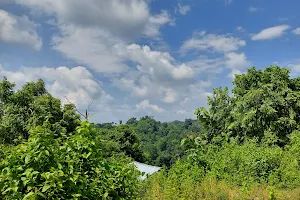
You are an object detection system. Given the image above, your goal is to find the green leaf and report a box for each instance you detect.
[42,185,51,192]
[23,192,35,200]
[25,155,31,164]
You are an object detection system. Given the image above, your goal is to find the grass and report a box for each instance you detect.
[139,176,300,200]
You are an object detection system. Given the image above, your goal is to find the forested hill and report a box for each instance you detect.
[95,116,201,167]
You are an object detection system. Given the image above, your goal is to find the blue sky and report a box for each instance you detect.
[0,0,300,123]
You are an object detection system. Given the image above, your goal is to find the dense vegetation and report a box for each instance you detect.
[140,66,300,199]
[0,79,140,199]
[0,77,81,145]
[95,117,201,167]
[1,65,300,199]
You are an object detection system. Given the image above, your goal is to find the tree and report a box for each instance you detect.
[0,78,80,144]
[123,117,201,167]
[98,124,145,162]
[195,66,300,146]
[126,117,137,126]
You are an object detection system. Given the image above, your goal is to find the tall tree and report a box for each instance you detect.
[195,66,300,146]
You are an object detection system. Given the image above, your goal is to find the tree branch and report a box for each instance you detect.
[63,96,86,119]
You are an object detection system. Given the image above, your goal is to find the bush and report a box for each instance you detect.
[140,134,300,199]
[0,121,141,199]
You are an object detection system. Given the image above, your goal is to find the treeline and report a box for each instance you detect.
[95,117,201,167]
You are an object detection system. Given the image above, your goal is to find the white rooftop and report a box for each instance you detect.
[132,161,161,180]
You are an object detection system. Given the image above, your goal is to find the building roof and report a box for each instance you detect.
[132,161,161,180]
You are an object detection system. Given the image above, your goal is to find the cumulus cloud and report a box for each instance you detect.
[251,25,290,40]
[14,0,175,75]
[292,28,300,35]
[0,65,112,109]
[136,100,165,113]
[180,31,246,53]
[15,0,150,39]
[225,52,251,79]
[110,44,197,104]
[0,9,42,50]
[15,0,173,41]
[162,88,178,104]
[7,0,243,122]
[119,44,194,81]
[177,4,191,15]
[52,25,127,73]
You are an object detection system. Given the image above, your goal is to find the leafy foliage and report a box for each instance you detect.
[96,124,145,162]
[142,66,300,199]
[0,77,81,144]
[96,116,201,167]
[141,133,300,199]
[0,121,141,199]
[195,66,300,146]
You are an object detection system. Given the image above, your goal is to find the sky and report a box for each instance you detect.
[0,0,300,123]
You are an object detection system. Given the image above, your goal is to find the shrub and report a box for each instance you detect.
[0,121,141,199]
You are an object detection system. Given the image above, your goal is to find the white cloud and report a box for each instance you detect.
[0,65,112,109]
[15,0,150,39]
[143,10,174,39]
[186,56,224,74]
[111,77,149,97]
[185,52,251,79]
[181,31,246,53]
[0,9,42,50]
[136,100,165,113]
[110,44,197,104]
[16,0,173,41]
[225,52,251,79]
[7,0,241,122]
[236,26,246,32]
[52,25,127,73]
[292,28,300,35]
[15,0,176,75]
[177,4,191,15]
[288,63,300,73]
[162,88,178,103]
[251,25,290,40]
[282,60,300,78]
[120,44,194,81]
[249,7,264,12]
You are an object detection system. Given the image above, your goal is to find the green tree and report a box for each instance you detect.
[0,78,80,144]
[123,117,201,167]
[98,124,145,162]
[195,66,300,146]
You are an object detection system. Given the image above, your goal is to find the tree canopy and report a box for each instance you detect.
[195,66,300,146]
[0,77,81,144]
